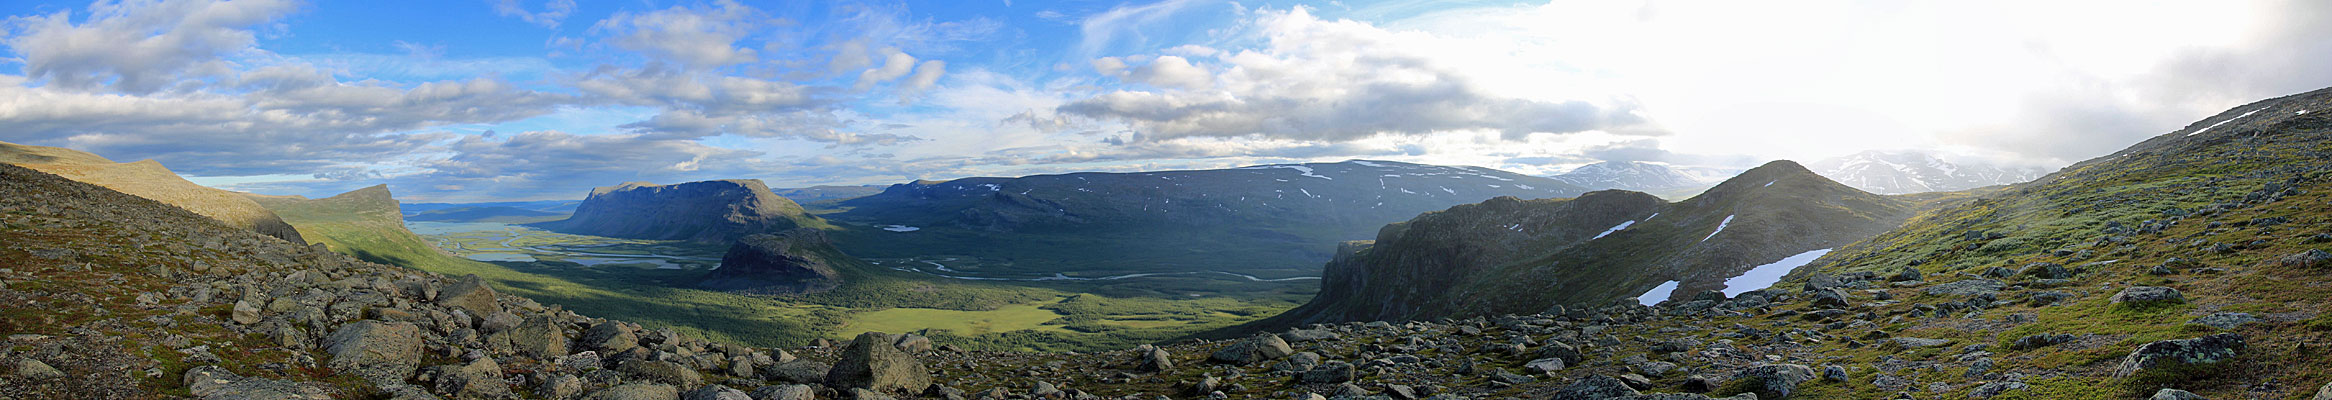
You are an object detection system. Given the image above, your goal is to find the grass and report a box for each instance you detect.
[834,298,1072,338]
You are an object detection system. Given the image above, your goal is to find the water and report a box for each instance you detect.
[466,253,537,262]
[1724,248,1833,296]
[406,221,516,235]
[563,257,684,269]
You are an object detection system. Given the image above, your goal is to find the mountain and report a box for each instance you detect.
[826,160,1590,274]
[1549,161,1714,191]
[1265,160,1938,325]
[406,206,567,224]
[1808,150,2047,194]
[536,179,830,243]
[402,199,579,216]
[244,185,456,267]
[772,184,887,205]
[697,229,847,295]
[0,141,306,244]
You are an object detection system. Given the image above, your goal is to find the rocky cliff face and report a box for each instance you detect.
[541,179,824,243]
[1267,160,1929,325]
[698,229,846,295]
[0,141,306,244]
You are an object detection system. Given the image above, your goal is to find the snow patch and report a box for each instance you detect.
[1764,180,1776,187]
[1638,280,1679,306]
[1516,184,1534,190]
[881,225,922,232]
[2189,108,2264,136]
[1701,215,1735,242]
[1351,160,1388,168]
[1244,165,1333,180]
[1643,212,1659,221]
[1592,220,1636,240]
[979,183,1001,191]
[1722,248,1833,296]
[1439,186,1456,194]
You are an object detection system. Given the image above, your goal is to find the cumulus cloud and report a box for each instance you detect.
[589,0,768,69]
[853,50,917,90]
[3,0,300,94]
[1058,8,1653,144]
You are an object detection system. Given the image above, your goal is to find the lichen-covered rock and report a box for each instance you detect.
[2111,286,2185,307]
[183,366,331,399]
[1208,334,1293,365]
[581,321,640,354]
[618,360,704,388]
[585,383,678,400]
[1732,364,1815,399]
[433,357,511,399]
[12,358,65,380]
[750,385,816,400]
[1133,346,1173,372]
[2114,333,2244,378]
[321,320,423,386]
[680,384,750,400]
[506,315,569,358]
[762,360,831,384]
[824,332,931,395]
[435,274,504,316]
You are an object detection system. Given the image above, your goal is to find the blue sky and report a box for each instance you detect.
[4,0,2329,201]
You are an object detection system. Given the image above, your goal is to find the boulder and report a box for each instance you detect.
[2111,286,2186,307]
[762,359,830,384]
[2188,312,2259,330]
[13,358,65,380]
[1889,337,1950,348]
[618,360,704,388]
[1281,328,1341,342]
[435,274,504,316]
[322,320,424,386]
[2114,333,2245,378]
[232,300,261,325]
[1887,267,1922,282]
[749,385,815,400]
[2315,381,2332,400]
[824,332,931,395]
[2150,389,2205,400]
[1536,341,1583,365]
[1208,334,1294,365]
[1968,381,2029,398]
[538,374,585,400]
[586,383,679,400]
[1809,288,1850,308]
[2009,334,2076,350]
[1299,361,1355,384]
[1548,375,1637,400]
[1923,279,2003,297]
[434,357,511,398]
[2018,262,2072,279]
[508,315,570,358]
[681,385,751,400]
[1732,364,1816,399]
[582,321,641,354]
[183,366,332,400]
[1134,346,1174,372]
[1524,358,1566,374]
[2275,249,2332,268]
[893,333,934,353]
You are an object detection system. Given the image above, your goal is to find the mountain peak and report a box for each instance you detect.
[1808,150,2045,194]
[1550,160,1710,191]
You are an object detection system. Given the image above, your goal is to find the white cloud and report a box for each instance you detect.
[853,50,917,90]
[3,0,300,93]
[897,60,946,103]
[589,0,768,69]
[490,0,577,28]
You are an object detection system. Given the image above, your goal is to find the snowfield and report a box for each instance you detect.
[1702,215,1735,242]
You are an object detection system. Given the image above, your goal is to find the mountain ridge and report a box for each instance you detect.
[0,140,307,244]
[539,179,830,243]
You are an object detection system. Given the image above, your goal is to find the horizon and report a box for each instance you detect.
[4,0,2329,202]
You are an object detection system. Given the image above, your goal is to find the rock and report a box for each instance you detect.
[2315,381,2332,400]
[1134,346,1174,372]
[321,320,423,386]
[1923,279,2003,297]
[1617,374,1654,390]
[183,365,332,399]
[1209,334,1294,365]
[232,300,261,325]
[2111,286,2186,307]
[435,274,504,316]
[2188,312,2259,330]
[508,315,570,358]
[1889,337,1950,348]
[1300,361,1355,384]
[2150,388,2205,400]
[2018,262,2072,279]
[2150,265,2176,275]
[1821,365,1847,382]
[848,388,896,400]
[1030,381,1062,398]
[1680,375,1717,393]
[1732,364,1815,399]
[587,383,679,400]
[480,311,522,334]
[2009,334,2076,350]
[749,384,815,400]
[893,333,933,353]
[1273,352,1323,372]
[1548,375,1639,400]
[1871,374,1914,391]
[1523,358,1566,374]
[1182,376,1220,397]
[762,360,830,384]
[1888,267,1922,282]
[582,321,641,354]
[434,357,512,398]
[13,358,65,380]
[2114,333,2245,378]
[1810,288,1850,308]
[681,384,752,400]
[619,360,704,388]
[1536,341,1583,365]
[824,332,931,395]
[1281,328,1341,342]
[2275,249,2332,268]
[539,374,585,400]
[1968,381,2029,398]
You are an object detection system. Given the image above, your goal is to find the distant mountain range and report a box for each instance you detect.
[534,179,831,244]
[1807,150,2048,195]
[826,160,1592,275]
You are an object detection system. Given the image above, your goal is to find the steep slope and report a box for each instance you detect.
[1270,160,1928,324]
[1809,150,2046,194]
[697,229,847,295]
[539,179,830,243]
[828,160,1589,274]
[245,185,453,268]
[0,141,305,244]
[1550,161,1714,191]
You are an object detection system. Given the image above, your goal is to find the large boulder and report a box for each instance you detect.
[1133,346,1174,372]
[1923,279,2003,297]
[1548,375,1638,400]
[618,360,704,388]
[506,315,570,358]
[824,332,931,395]
[2274,249,2331,268]
[435,274,504,316]
[586,383,679,400]
[762,360,831,384]
[750,385,816,400]
[2111,286,2186,307]
[2114,333,2244,378]
[1732,364,1816,399]
[681,385,752,400]
[434,357,512,398]
[1208,334,1294,365]
[2315,380,2332,400]
[582,321,641,354]
[321,320,424,386]
[183,366,332,400]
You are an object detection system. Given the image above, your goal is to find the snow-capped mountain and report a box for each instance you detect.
[1549,161,1715,191]
[1807,150,2046,194]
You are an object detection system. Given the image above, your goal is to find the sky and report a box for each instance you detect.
[3,0,2329,202]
